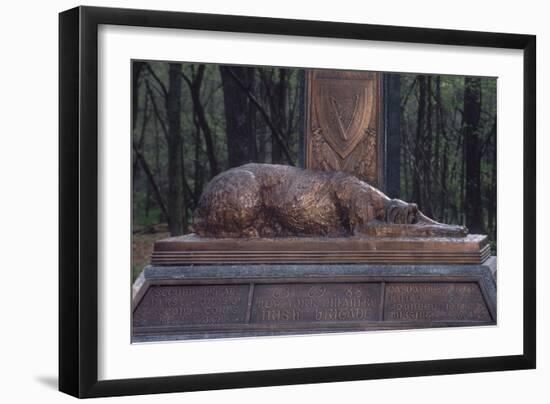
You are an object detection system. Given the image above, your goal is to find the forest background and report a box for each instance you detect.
[131,61,497,280]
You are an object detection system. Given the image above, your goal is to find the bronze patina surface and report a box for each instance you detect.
[305,70,382,185]
[151,234,490,265]
[193,163,467,239]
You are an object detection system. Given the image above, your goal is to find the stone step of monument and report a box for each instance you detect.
[150,234,491,265]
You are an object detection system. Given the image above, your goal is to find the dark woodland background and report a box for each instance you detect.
[131,61,497,279]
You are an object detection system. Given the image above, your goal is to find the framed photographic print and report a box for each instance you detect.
[59,5,536,398]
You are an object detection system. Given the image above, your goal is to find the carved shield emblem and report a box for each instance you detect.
[313,79,374,159]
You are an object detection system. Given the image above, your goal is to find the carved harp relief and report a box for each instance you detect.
[306,70,381,186]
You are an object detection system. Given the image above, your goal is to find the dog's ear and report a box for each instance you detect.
[386,199,406,224]
[407,203,418,224]
[386,205,399,223]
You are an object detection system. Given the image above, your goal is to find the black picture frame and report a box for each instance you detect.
[59,5,536,398]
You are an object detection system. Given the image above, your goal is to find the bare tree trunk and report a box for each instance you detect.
[183,65,219,176]
[412,75,426,207]
[441,142,449,222]
[154,116,160,176]
[422,76,433,217]
[132,88,150,187]
[402,130,410,198]
[434,76,445,219]
[296,69,306,165]
[166,63,184,235]
[145,180,151,218]
[225,67,295,165]
[400,76,417,200]
[270,69,288,163]
[451,127,464,224]
[132,143,169,222]
[132,61,145,130]
[193,126,204,204]
[258,129,266,162]
[247,68,258,162]
[490,118,497,241]
[219,66,257,167]
[131,62,145,187]
[463,77,484,234]
[460,140,466,224]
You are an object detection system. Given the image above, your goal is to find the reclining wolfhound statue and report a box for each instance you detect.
[193,163,467,239]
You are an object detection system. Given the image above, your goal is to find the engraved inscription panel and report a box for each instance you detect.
[132,278,494,339]
[133,285,249,327]
[250,283,381,323]
[384,282,491,322]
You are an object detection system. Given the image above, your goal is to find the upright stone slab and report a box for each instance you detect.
[305,69,383,186]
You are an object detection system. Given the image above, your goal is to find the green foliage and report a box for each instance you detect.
[132,265,142,283]
[132,62,304,234]
[132,62,497,258]
[400,74,497,251]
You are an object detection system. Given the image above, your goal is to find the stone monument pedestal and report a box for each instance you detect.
[132,258,496,342]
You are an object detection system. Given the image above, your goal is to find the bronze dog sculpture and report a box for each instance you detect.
[193,163,467,238]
